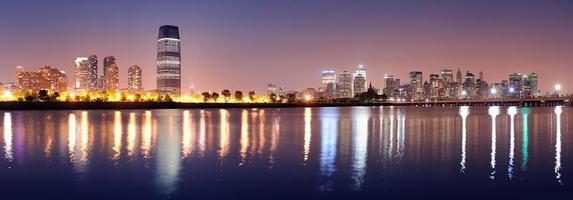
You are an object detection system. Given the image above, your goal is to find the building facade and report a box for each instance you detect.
[74,57,89,91]
[17,66,67,92]
[409,70,423,99]
[157,25,182,96]
[87,55,98,91]
[104,56,119,92]
[337,71,353,98]
[128,65,142,93]
[383,74,400,97]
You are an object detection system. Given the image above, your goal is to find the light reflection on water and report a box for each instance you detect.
[0,106,570,198]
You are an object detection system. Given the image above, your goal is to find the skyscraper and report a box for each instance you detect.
[74,57,89,91]
[157,25,181,96]
[87,55,98,91]
[456,68,462,85]
[128,65,142,93]
[409,70,423,99]
[320,70,336,99]
[320,70,336,92]
[383,74,400,97]
[353,74,366,95]
[440,69,453,84]
[38,66,67,92]
[353,65,367,94]
[104,56,119,92]
[528,73,539,97]
[337,71,353,98]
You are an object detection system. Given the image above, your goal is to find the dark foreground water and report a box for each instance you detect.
[0,106,570,199]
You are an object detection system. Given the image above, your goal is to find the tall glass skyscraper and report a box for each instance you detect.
[103,56,119,92]
[87,55,98,91]
[157,25,181,96]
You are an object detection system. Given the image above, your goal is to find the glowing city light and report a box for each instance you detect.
[304,94,313,102]
[554,84,562,91]
[490,88,497,95]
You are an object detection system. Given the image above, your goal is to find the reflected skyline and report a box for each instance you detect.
[0,107,569,198]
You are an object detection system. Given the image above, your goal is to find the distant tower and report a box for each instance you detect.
[74,57,89,90]
[157,25,181,96]
[337,71,353,98]
[87,55,98,91]
[456,68,462,84]
[479,71,484,80]
[353,65,367,94]
[128,65,142,93]
[103,56,119,92]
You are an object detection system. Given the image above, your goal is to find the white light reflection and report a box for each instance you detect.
[508,107,517,180]
[198,110,206,157]
[219,109,230,159]
[554,106,563,184]
[318,107,338,192]
[79,111,89,170]
[488,106,500,180]
[351,107,369,191]
[459,106,469,173]
[142,111,153,161]
[3,113,13,162]
[127,112,137,158]
[113,111,122,162]
[396,109,405,158]
[269,112,280,167]
[182,110,194,158]
[303,108,312,163]
[388,108,394,159]
[156,114,181,196]
[240,109,249,165]
[68,113,77,166]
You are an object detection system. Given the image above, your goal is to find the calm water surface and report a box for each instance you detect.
[0,106,570,199]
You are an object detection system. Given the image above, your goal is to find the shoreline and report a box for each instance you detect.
[0,100,569,110]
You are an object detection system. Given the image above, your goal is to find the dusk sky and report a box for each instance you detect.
[1,0,572,93]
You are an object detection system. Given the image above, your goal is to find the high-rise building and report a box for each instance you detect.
[529,73,539,97]
[508,73,538,98]
[456,68,462,86]
[38,66,67,92]
[87,55,98,91]
[441,69,453,84]
[320,70,336,92]
[383,74,400,97]
[320,70,336,99]
[17,66,67,92]
[157,25,181,96]
[104,56,119,92]
[74,57,89,91]
[353,74,366,95]
[409,70,423,99]
[462,71,476,98]
[337,71,353,98]
[128,65,142,93]
[353,65,367,94]
[429,74,443,99]
[355,64,366,77]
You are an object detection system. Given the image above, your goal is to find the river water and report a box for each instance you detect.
[0,106,570,199]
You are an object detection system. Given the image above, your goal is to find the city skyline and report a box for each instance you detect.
[0,0,572,93]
